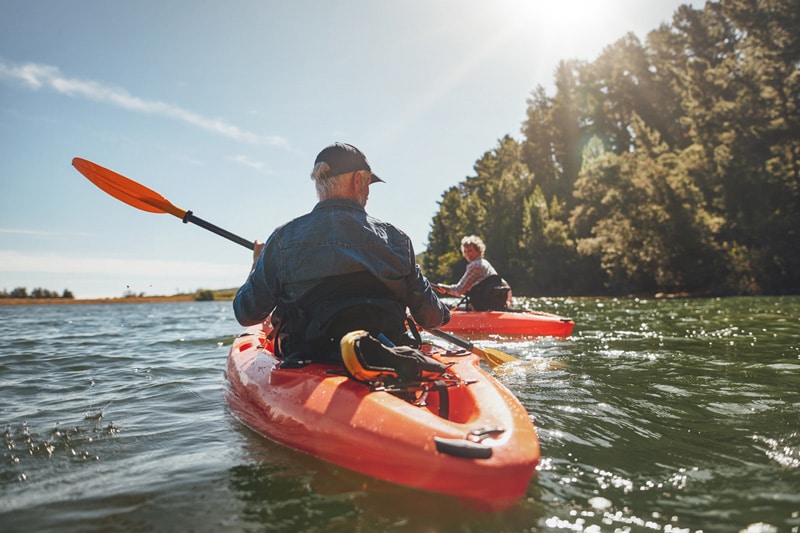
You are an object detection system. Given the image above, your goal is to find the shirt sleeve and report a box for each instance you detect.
[233,236,279,326]
[443,260,486,297]
[406,264,451,328]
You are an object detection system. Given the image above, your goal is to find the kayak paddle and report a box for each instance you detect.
[427,327,518,369]
[72,158,254,250]
[72,157,520,368]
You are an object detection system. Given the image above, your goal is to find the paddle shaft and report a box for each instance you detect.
[429,328,476,352]
[182,210,254,250]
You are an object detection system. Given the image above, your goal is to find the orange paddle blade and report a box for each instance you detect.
[72,158,187,219]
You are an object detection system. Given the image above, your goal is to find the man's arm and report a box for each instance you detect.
[406,264,450,328]
[440,261,485,297]
[233,239,277,326]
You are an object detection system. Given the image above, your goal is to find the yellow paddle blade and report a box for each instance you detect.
[426,328,519,370]
[473,346,518,369]
[72,158,187,219]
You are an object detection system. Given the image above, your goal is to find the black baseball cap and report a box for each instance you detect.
[314,142,384,183]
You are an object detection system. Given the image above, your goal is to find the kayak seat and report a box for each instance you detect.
[340,330,450,384]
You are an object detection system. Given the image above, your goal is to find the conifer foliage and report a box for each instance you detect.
[423,0,799,296]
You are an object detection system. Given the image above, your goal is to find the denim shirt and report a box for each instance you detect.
[233,198,450,329]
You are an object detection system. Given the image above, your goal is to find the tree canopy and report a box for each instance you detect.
[423,0,799,296]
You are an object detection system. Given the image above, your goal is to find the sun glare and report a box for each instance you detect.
[492,0,643,59]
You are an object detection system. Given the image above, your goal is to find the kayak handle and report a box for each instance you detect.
[434,436,493,459]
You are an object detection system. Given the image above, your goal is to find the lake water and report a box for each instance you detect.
[1,296,798,532]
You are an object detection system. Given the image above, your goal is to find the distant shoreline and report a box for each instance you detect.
[0,295,233,306]
[1,288,237,306]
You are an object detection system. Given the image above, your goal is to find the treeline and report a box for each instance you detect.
[1,287,75,299]
[423,0,799,296]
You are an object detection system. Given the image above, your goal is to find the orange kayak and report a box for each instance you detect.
[223,323,540,510]
[442,309,575,336]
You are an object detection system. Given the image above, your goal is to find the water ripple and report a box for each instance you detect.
[2,297,799,531]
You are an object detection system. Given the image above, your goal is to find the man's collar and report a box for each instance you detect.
[313,197,365,211]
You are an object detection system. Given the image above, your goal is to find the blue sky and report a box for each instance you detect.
[1,0,695,298]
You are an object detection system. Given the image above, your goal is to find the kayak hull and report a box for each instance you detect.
[224,323,540,510]
[442,309,575,337]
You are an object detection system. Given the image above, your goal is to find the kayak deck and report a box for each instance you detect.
[224,323,540,510]
[442,309,575,336]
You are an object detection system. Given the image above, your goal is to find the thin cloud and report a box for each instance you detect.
[0,228,93,237]
[0,57,289,148]
[0,249,242,278]
[228,154,273,174]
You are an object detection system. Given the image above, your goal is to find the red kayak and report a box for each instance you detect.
[224,322,540,510]
[441,309,575,337]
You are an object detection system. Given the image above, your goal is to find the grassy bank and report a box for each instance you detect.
[0,288,237,306]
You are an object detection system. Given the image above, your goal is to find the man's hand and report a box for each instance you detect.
[431,283,447,295]
[251,240,265,271]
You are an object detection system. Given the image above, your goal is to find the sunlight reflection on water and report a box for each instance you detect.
[1,297,799,532]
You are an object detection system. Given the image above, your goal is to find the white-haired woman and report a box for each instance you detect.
[433,235,512,311]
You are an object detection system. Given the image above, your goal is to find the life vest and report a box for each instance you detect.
[465,274,512,311]
[270,271,409,366]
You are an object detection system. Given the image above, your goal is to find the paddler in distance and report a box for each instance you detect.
[433,235,512,311]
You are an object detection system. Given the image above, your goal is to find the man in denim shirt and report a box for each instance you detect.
[234,142,450,361]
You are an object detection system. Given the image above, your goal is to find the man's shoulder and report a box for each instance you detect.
[278,206,326,229]
[264,211,314,245]
[367,216,410,240]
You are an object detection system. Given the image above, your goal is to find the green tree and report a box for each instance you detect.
[521,86,560,200]
[425,137,534,288]
[517,185,579,295]
[426,0,799,296]
[194,289,215,301]
[572,118,729,294]
[550,60,584,207]
[10,287,28,298]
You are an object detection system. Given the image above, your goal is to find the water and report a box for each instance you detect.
[1,296,798,532]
